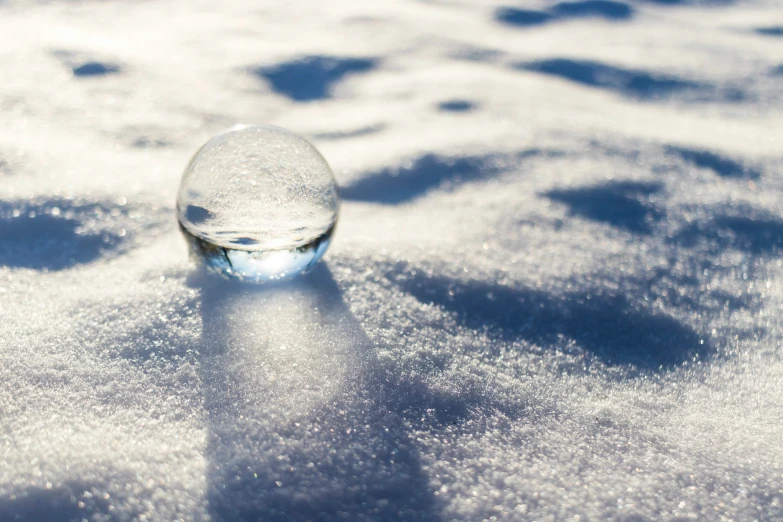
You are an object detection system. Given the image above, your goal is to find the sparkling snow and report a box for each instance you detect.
[1,0,782,520]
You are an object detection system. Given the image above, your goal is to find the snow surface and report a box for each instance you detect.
[1,0,783,520]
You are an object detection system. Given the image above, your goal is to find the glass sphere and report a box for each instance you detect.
[177,124,339,282]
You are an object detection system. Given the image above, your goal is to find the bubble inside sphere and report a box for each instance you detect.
[177,124,339,282]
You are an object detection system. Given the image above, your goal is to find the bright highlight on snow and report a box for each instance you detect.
[176,124,339,282]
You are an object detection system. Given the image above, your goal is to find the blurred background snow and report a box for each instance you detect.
[1,0,782,520]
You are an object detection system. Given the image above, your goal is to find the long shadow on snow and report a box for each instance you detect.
[665,146,760,179]
[495,1,633,28]
[252,56,377,102]
[755,26,783,37]
[0,199,128,270]
[672,207,783,256]
[542,180,777,311]
[673,210,781,312]
[542,181,782,256]
[0,482,116,521]
[551,0,633,19]
[515,58,741,101]
[495,7,554,27]
[543,181,664,234]
[401,273,709,370]
[194,265,446,521]
[342,149,559,205]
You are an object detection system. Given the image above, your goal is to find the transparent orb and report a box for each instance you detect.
[177,124,339,282]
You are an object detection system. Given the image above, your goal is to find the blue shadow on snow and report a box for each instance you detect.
[495,7,554,26]
[0,200,128,271]
[341,149,558,205]
[551,1,633,19]
[672,206,783,256]
[72,61,121,77]
[0,483,115,521]
[341,154,496,205]
[252,56,377,102]
[543,181,664,234]
[665,146,760,179]
[516,58,703,100]
[755,26,783,37]
[494,1,633,29]
[437,99,476,112]
[400,273,710,370]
